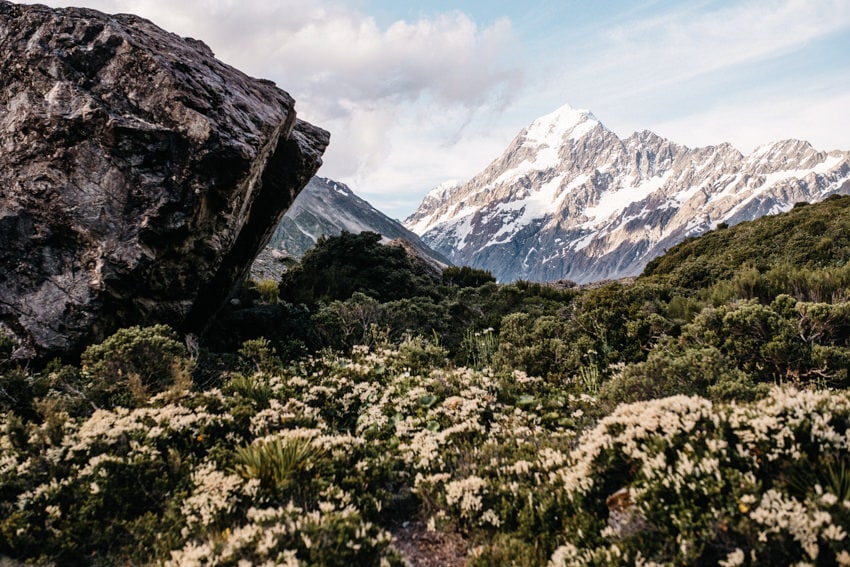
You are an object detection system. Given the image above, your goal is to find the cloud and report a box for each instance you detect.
[229,4,524,183]
[26,0,524,201]
[339,102,517,219]
[26,0,849,220]
[518,0,850,160]
[670,1,842,69]
[321,101,397,180]
[559,0,850,103]
[265,10,519,107]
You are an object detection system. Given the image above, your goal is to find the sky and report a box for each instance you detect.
[23,0,850,220]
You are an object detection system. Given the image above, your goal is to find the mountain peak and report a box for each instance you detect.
[405,103,850,284]
[424,179,463,201]
[748,139,815,160]
[523,103,602,146]
[253,177,449,281]
[318,176,355,196]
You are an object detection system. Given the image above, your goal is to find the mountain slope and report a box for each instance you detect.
[405,104,850,283]
[252,177,448,280]
[641,194,850,289]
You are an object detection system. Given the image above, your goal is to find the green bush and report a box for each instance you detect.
[643,194,850,289]
[442,265,496,288]
[0,366,34,418]
[237,337,282,374]
[460,326,498,369]
[249,278,281,304]
[599,344,764,406]
[225,373,273,408]
[393,333,449,374]
[80,324,190,408]
[311,292,386,351]
[495,313,575,381]
[233,436,320,497]
[279,231,438,304]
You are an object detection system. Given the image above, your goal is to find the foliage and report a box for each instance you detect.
[6,194,850,564]
[225,372,274,408]
[232,436,321,496]
[549,389,850,566]
[442,265,496,288]
[460,326,498,369]
[248,278,281,304]
[598,343,764,406]
[2,318,850,566]
[676,297,850,388]
[238,336,282,374]
[643,194,850,290]
[311,292,387,350]
[80,324,190,409]
[279,231,439,304]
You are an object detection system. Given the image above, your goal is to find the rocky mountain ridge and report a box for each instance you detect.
[251,177,448,281]
[405,104,850,283]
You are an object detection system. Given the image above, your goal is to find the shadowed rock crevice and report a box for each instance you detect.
[0,0,329,361]
[184,121,329,331]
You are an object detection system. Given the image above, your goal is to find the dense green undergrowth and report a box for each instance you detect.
[3,197,850,565]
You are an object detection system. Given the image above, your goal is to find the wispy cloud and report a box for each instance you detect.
[559,0,850,100]
[527,0,850,153]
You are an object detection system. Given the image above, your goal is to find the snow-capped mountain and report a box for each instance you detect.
[404,104,850,283]
[252,177,448,280]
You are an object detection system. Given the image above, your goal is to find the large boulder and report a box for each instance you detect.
[0,1,329,361]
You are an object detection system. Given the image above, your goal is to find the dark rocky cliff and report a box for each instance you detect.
[0,1,329,361]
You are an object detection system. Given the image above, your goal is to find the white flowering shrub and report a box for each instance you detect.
[548,388,850,565]
[168,498,398,567]
[0,351,406,565]
[3,331,850,565]
[0,395,232,562]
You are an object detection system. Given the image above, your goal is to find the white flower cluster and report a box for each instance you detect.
[181,462,245,535]
[169,499,394,567]
[549,387,850,564]
[6,340,850,566]
[443,475,487,518]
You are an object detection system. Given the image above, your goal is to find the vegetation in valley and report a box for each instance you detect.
[3,197,850,565]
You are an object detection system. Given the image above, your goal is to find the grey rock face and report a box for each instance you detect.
[251,176,449,281]
[406,104,850,283]
[0,1,329,360]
